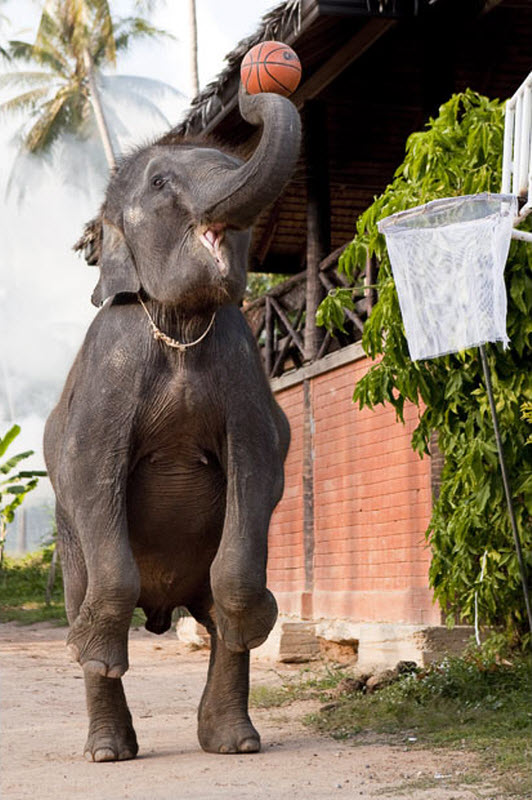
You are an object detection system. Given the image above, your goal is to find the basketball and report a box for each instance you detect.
[240,41,302,97]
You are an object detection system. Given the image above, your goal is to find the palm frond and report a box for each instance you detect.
[24,86,87,152]
[0,86,51,114]
[0,71,55,91]
[35,6,62,49]
[8,39,70,77]
[111,17,173,56]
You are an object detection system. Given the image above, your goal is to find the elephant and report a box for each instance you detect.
[43,86,301,762]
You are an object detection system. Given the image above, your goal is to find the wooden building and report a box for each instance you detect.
[177,0,532,664]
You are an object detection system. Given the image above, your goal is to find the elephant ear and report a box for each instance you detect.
[91,219,141,307]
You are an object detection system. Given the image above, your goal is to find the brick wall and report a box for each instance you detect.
[268,352,441,626]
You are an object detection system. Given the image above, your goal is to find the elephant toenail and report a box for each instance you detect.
[239,738,260,753]
[94,748,117,762]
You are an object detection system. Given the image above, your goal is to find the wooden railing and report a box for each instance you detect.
[243,245,377,378]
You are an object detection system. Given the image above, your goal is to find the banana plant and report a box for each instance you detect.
[0,425,47,566]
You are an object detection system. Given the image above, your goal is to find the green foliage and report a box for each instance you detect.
[317,90,532,639]
[0,545,66,623]
[0,425,46,565]
[306,652,531,795]
[522,401,532,443]
[245,272,290,302]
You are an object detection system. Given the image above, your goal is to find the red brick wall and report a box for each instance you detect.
[268,354,441,626]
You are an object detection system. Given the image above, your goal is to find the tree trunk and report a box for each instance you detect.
[188,0,199,98]
[82,48,116,170]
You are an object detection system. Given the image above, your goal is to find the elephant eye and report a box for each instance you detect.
[151,175,166,189]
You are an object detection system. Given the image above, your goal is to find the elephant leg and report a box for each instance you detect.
[56,501,138,678]
[192,605,260,754]
[210,435,282,653]
[83,674,138,762]
[55,503,87,626]
[57,505,138,762]
[62,504,138,679]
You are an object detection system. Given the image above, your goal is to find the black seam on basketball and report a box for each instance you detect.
[263,63,292,93]
[254,60,301,71]
[256,42,266,93]
[264,45,292,58]
[242,64,251,92]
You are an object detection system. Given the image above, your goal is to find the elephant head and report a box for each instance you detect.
[81,88,301,312]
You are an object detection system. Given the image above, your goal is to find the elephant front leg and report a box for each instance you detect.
[84,673,138,762]
[210,429,284,654]
[66,536,140,678]
[62,482,140,678]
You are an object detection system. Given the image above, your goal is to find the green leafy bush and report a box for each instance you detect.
[0,545,66,623]
[0,425,47,565]
[318,90,532,641]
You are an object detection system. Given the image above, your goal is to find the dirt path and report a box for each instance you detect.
[0,623,500,800]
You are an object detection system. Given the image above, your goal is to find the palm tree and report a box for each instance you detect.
[0,0,180,177]
[188,0,199,98]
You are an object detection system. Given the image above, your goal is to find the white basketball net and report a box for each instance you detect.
[378,193,518,361]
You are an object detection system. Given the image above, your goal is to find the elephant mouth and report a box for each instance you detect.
[199,225,228,276]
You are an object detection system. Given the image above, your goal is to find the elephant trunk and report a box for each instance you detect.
[201,87,301,228]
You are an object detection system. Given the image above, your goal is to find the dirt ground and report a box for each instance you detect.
[0,623,503,800]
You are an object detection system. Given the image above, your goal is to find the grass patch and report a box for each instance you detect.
[0,548,148,628]
[250,684,292,708]
[305,652,532,798]
[0,546,66,625]
[250,665,351,708]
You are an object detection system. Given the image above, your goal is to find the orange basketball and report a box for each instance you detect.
[240,41,302,97]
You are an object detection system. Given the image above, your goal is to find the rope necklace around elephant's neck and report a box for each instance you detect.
[137,295,216,353]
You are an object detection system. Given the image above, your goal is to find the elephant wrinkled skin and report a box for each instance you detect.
[44,88,301,761]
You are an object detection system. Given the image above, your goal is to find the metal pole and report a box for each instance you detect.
[479,344,532,634]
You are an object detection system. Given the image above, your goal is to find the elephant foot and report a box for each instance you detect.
[84,721,138,762]
[67,607,130,678]
[214,589,278,653]
[198,711,260,754]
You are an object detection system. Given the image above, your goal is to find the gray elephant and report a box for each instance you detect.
[43,87,301,761]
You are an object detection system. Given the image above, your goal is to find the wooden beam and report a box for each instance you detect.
[265,297,274,376]
[291,18,396,108]
[272,301,306,376]
[304,99,330,361]
[269,296,305,356]
[252,201,282,269]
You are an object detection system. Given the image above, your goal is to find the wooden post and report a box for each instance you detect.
[302,379,314,619]
[304,100,331,362]
[265,297,274,377]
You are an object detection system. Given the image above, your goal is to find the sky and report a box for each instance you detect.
[0,0,277,501]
